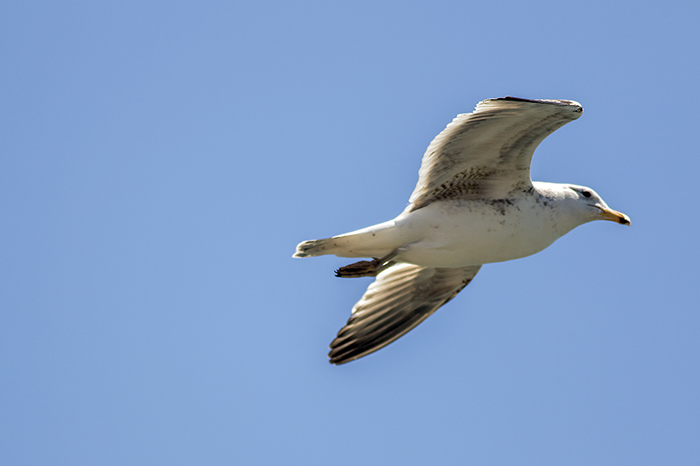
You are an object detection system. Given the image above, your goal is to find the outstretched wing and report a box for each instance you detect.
[408,97,583,210]
[328,263,482,364]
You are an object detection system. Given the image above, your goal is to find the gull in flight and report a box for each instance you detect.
[294,97,630,365]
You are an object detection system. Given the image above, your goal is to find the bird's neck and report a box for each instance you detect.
[532,182,589,236]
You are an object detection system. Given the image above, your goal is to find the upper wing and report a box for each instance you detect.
[328,263,481,365]
[408,97,583,210]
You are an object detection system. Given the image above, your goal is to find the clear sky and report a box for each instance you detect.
[2,1,699,465]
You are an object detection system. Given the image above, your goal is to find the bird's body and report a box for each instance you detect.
[294,97,630,365]
[300,181,595,268]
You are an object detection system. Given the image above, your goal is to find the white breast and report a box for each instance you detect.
[393,196,572,267]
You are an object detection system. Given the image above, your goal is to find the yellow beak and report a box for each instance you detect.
[598,206,631,225]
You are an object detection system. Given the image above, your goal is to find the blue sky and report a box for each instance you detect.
[2,1,699,464]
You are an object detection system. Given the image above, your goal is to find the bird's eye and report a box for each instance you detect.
[582,191,592,198]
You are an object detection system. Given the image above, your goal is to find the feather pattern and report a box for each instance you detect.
[329,263,481,364]
[408,97,582,211]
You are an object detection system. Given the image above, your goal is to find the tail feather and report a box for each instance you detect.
[294,220,400,259]
[293,238,334,258]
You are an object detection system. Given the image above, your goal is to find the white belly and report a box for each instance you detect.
[393,198,568,267]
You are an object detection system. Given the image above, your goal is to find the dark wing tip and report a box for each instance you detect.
[495,96,544,103]
[493,96,581,107]
[327,299,439,365]
[484,97,583,117]
[328,351,354,365]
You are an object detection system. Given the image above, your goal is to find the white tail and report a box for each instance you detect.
[293,238,336,258]
[293,220,400,259]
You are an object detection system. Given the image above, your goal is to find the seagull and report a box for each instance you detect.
[294,97,630,365]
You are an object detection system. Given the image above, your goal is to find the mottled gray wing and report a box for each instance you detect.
[328,263,481,365]
[408,97,583,210]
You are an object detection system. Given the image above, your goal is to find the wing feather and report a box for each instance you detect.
[328,263,481,364]
[408,97,583,210]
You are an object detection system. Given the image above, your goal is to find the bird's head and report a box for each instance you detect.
[566,184,630,226]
